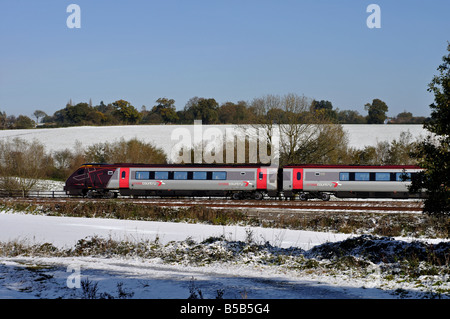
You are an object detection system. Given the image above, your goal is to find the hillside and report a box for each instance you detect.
[0,124,427,162]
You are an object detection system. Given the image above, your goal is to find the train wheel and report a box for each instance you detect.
[299,193,308,201]
[231,192,241,200]
[105,191,116,199]
[253,191,264,200]
[321,193,331,201]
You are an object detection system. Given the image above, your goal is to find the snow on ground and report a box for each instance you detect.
[0,211,448,299]
[0,124,427,161]
[0,211,350,250]
[0,211,387,299]
[0,256,396,300]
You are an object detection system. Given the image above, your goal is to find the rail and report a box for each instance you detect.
[0,190,69,198]
[0,189,424,212]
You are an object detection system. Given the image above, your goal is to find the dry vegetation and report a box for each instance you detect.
[0,137,167,191]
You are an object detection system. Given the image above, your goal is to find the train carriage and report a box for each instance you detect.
[64,163,278,199]
[282,164,425,200]
[65,163,425,200]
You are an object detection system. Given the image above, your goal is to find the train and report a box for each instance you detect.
[64,163,425,200]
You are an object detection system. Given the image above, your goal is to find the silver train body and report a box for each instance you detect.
[65,164,278,199]
[65,163,425,200]
[282,165,424,200]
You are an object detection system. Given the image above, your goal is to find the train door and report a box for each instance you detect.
[292,168,303,190]
[256,167,267,189]
[119,167,130,188]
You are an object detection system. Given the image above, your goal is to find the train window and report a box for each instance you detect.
[296,172,301,180]
[121,171,126,179]
[355,172,370,181]
[76,169,84,175]
[174,171,188,180]
[212,171,227,180]
[259,172,264,180]
[396,172,411,181]
[375,172,390,181]
[154,171,169,180]
[135,171,150,180]
[339,172,350,181]
[193,171,207,180]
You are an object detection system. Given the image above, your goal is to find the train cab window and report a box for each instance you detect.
[135,171,150,180]
[212,171,227,180]
[339,172,350,181]
[174,171,188,180]
[76,169,84,175]
[193,171,207,180]
[396,172,411,181]
[355,172,370,181]
[154,171,169,180]
[296,172,301,180]
[375,172,390,181]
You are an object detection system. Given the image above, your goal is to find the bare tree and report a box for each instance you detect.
[243,93,349,166]
[0,138,48,193]
[33,110,47,124]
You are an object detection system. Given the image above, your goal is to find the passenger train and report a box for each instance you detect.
[64,163,425,200]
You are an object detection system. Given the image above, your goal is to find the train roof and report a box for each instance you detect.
[81,163,421,170]
[81,163,274,168]
[282,164,421,169]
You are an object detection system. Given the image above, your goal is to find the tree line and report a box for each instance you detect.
[0,96,428,129]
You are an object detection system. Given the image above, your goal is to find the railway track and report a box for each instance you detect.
[0,191,424,213]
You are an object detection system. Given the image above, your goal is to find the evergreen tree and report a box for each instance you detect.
[365,99,389,124]
[113,100,141,124]
[410,43,450,216]
[151,98,179,123]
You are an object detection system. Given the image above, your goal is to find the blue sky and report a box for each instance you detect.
[0,0,449,118]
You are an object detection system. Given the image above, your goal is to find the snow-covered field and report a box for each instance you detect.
[0,124,427,162]
[1,124,448,301]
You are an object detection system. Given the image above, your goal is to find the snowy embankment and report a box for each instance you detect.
[0,210,448,299]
